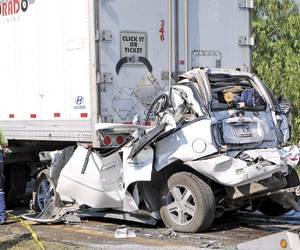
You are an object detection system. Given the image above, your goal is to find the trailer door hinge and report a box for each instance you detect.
[95,29,100,41]
[97,73,113,84]
[161,71,185,80]
[238,0,254,9]
[238,36,255,47]
[100,30,112,41]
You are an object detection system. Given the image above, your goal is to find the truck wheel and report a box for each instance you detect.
[33,169,56,212]
[160,172,215,233]
[258,170,300,216]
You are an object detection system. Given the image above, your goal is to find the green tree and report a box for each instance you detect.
[253,0,300,143]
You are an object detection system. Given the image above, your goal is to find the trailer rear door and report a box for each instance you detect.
[98,0,170,123]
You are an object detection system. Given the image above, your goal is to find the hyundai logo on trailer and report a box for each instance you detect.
[74,96,86,110]
[75,96,84,105]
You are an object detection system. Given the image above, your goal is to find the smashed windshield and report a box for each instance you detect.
[208,74,266,111]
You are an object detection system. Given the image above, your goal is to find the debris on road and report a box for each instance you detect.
[115,225,136,239]
[162,228,177,238]
[198,240,222,249]
[65,213,82,225]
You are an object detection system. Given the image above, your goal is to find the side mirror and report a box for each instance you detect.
[277,96,292,114]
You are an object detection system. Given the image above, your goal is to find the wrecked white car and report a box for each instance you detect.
[26,68,300,233]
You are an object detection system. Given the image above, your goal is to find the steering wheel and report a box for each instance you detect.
[144,94,169,125]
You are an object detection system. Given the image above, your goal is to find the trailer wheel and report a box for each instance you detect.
[33,169,56,212]
[160,172,215,233]
[258,170,300,216]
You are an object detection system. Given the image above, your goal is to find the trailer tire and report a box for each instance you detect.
[32,169,57,212]
[258,170,300,216]
[160,172,215,233]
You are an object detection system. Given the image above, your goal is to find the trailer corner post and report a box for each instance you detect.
[184,0,189,72]
[174,0,179,82]
[95,0,102,122]
[168,0,173,95]
[249,1,253,72]
[89,0,100,147]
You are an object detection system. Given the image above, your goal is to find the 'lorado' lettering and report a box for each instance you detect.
[0,0,29,17]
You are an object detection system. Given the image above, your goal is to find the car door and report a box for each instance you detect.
[260,82,290,144]
[57,146,124,208]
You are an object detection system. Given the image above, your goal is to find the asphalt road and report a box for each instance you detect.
[1,209,300,250]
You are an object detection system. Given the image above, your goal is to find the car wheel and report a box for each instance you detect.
[258,170,300,216]
[160,172,215,233]
[33,169,56,212]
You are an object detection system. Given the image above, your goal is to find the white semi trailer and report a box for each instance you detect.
[0,0,253,204]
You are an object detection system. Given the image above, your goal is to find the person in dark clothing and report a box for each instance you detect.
[0,128,8,224]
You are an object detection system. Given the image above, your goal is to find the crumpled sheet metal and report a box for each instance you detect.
[185,149,292,187]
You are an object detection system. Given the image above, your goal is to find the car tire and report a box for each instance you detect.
[160,172,215,233]
[32,169,57,212]
[258,170,300,216]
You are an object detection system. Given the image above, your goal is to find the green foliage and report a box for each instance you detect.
[253,0,300,143]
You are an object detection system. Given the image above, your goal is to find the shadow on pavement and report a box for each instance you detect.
[0,233,32,250]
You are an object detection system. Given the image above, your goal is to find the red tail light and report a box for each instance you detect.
[116,135,124,145]
[103,136,112,145]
